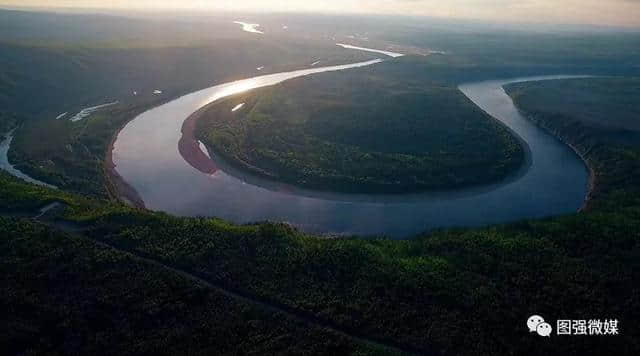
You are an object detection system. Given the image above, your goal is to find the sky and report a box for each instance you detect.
[2,0,640,27]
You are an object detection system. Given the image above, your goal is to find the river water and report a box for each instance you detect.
[112,61,589,237]
[0,131,57,189]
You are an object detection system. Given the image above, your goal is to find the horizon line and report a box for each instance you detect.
[2,5,640,31]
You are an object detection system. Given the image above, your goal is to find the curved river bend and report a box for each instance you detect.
[113,62,589,238]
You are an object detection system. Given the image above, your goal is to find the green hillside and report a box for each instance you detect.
[197,57,525,194]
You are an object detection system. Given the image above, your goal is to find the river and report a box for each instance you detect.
[0,131,57,189]
[112,62,589,237]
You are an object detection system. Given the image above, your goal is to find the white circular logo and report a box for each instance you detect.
[536,322,553,337]
[527,315,545,333]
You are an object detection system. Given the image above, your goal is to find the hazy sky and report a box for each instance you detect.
[2,0,640,27]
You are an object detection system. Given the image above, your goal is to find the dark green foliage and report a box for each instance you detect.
[0,217,383,356]
[0,170,73,212]
[506,77,640,132]
[198,58,525,193]
[77,205,638,355]
[9,98,166,196]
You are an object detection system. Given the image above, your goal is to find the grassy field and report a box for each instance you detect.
[197,56,525,193]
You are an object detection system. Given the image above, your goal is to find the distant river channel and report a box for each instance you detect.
[112,60,589,237]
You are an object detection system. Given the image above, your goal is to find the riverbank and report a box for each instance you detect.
[104,123,146,208]
[504,77,640,212]
[514,110,597,211]
[178,106,219,175]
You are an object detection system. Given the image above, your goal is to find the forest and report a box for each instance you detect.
[1,9,640,356]
[197,57,525,193]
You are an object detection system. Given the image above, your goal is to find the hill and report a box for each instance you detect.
[196,57,525,194]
